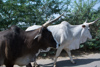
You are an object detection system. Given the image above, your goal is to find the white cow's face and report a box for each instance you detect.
[81,23,92,39]
[81,18,99,40]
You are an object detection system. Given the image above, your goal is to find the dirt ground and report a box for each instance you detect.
[1,50,100,67]
[35,50,100,67]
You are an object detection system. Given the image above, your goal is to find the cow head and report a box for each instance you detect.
[81,19,99,40]
[34,13,64,49]
[34,27,56,49]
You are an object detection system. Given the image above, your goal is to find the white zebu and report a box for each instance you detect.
[26,19,99,67]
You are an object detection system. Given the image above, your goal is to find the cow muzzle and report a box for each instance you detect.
[88,36,92,39]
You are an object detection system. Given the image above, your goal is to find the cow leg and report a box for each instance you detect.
[64,48,75,64]
[32,56,40,67]
[4,62,13,67]
[53,47,63,67]
[33,61,38,67]
[5,64,13,67]
[26,63,32,67]
[4,59,14,67]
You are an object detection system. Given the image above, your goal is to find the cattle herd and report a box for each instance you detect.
[0,13,99,67]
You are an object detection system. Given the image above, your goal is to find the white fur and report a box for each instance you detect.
[25,25,41,31]
[35,47,51,56]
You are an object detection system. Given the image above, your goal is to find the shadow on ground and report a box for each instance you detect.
[38,49,100,59]
[39,58,100,67]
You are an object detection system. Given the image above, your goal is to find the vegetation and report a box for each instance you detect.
[0,0,100,53]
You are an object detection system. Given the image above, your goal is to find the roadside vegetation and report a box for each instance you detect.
[0,0,100,57]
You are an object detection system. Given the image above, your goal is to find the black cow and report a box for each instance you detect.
[0,14,63,67]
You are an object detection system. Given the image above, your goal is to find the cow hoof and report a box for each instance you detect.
[37,65,40,67]
[71,61,76,64]
[33,65,40,67]
[53,64,56,67]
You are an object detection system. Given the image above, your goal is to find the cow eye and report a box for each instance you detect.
[82,25,86,28]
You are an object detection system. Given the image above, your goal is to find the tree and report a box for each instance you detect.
[0,0,64,30]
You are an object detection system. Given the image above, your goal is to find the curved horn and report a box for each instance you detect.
[48,15,52,21]
[84,19,88,23]
[88,18,100,25]
[43,13,64,27]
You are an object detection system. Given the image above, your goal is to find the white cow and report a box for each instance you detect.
[26,19,99,67]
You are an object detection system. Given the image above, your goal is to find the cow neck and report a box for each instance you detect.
[70,24,83,38]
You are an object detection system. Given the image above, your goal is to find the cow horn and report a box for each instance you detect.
[88,18,100,25]
[84,19,88,23]
[43,13,64,27]
[48,15,52,21]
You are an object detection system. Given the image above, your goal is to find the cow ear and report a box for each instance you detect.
[34,34,41,40]
[82,25,86,28]
[34,27,44,40]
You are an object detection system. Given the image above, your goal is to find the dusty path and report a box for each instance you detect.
[1,50,100,67]
[36,51,100,67]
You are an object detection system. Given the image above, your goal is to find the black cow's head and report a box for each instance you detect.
[34,27,56,50]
